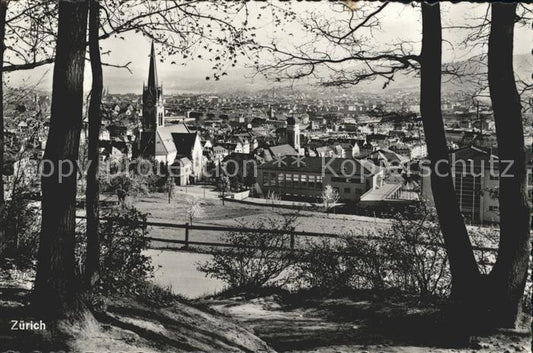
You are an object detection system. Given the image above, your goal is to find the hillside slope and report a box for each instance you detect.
[0,270,274,353]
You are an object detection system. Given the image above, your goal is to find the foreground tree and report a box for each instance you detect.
[85,0,103,287]
[419,2,480,311]
[0,0,6,207]
[487,2,530,327]
[34,0,88,317]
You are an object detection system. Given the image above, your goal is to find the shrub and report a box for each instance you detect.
[197,213,298,290]
[95,206,154,295]
[469,226,499,275]
[295,202,452,299]
[0,191,40,270]
[381,202,451,298]
[295,234,386,291]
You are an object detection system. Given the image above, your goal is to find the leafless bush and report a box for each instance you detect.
[294,203,452,299]
[295,234,387,291]
[0,191,40,270]
[75,206,154,295]
[469,226,499,275]
[380,203,451,298]
[197,213,299,290]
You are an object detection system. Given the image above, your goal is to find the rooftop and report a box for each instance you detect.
[268,144,298,157]
[258,156,383,176]
[360,183,403,202]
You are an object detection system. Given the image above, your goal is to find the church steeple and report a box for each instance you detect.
[147,41,158,90]
[140,41,165,158]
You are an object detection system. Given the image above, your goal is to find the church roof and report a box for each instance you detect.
[156,130,177,155]
[156,123,190,155]
[172,133,198,159]
[158,123,190,135]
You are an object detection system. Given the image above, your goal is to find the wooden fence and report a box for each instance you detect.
[76,216,499,255]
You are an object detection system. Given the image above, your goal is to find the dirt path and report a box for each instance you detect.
[199,292,531,353]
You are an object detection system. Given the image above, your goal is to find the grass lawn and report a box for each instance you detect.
[130,188,391,248]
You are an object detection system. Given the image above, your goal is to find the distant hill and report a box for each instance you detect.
[212,53,532,96]
[9,53,530,96]
[343,52,532,95]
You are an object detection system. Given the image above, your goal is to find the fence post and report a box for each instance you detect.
[290,232,295,250]
[185,223,190,250]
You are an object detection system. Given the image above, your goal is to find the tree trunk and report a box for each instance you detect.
[420,2,480,302]
[34,0,88,318]
[488,2,531,328]
[85,0,103,288]
[0,0,7,208]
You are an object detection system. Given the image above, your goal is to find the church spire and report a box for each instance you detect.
[147,41,158,89]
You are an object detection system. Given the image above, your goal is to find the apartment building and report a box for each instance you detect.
[257,156,384,202]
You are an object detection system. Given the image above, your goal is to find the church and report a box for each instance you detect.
[136,42,203,183]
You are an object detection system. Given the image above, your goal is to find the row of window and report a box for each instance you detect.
[262,172,323,189]
[330,176,365,184]
[339,187,363,196]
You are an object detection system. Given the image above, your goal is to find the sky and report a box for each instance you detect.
[6,1,532,95]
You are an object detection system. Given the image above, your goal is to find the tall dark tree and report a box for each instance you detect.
[84,0,102,287]
[487,2,530,327]
[420,2,479,305]
[0,0,6,208]
[33,0,88,317]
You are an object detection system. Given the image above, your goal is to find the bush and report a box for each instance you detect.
[95,206,154,295]
[295,234,386,291]
[198,213,298,290]
[295,202,452,299]
[0,191,40,270]
[469,226,499,275]
[381,203,451,298]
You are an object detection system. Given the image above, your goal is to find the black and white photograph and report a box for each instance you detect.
[0,0,532,352]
